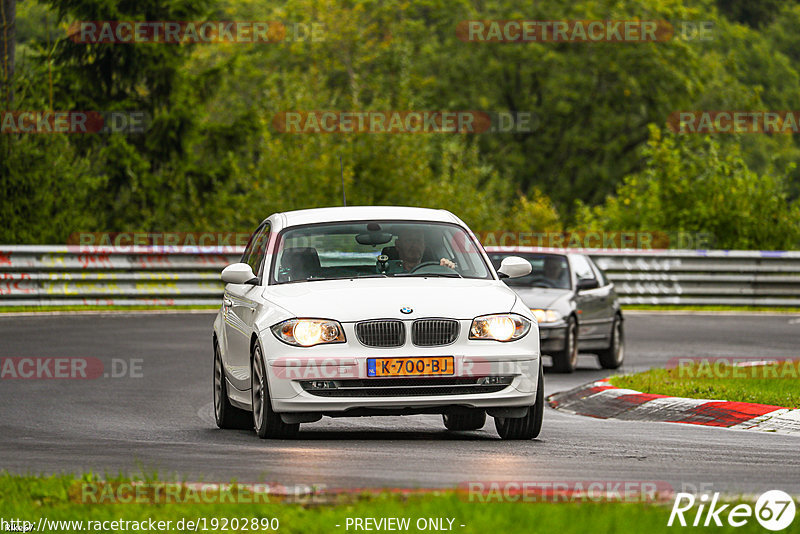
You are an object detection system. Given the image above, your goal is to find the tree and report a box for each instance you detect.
[0,0,14,106]
[575,126,800,250]
[715,0,788,28]
[4,0,800,247]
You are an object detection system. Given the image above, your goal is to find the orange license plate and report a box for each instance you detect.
[367,356,454,377]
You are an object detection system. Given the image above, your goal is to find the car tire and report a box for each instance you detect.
[597,315,624,369]
[442,410,486,431]
[494,363,544,440]
[214,341,252,430]
[251,341,299,439]
[551,316,578,373]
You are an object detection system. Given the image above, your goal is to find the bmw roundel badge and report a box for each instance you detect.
[400,307,413,314]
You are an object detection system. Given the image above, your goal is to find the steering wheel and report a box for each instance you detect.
[409,261,443,272]
[408,261,458,275]
[529,277,556,288]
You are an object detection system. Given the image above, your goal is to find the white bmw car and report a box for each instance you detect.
[212,206,543,439]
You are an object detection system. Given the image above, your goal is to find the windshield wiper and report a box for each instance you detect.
[280,274,388,284]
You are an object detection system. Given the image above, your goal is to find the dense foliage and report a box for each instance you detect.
[2,0,799,248]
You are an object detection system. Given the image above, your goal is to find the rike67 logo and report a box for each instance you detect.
[669,490,796,531]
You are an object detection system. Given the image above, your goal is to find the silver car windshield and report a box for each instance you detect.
[489,253,571,290]
[271,221,492,284]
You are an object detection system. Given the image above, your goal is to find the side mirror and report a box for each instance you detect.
[221,263,258,285]
[497,256,532,279]
[577,278,599,291]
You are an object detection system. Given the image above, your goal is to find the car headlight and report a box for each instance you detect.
[271,318,346,347]
[530,309,562,324]
[469,314,531,342]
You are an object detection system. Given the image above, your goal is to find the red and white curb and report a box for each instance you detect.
[547,379,800,435]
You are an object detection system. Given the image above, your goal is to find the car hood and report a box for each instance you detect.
[264,278,517,322]
[507,287,572,309]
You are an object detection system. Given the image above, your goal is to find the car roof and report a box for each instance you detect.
[275,206,460,227]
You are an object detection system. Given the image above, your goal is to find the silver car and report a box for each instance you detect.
[486,249,623,373]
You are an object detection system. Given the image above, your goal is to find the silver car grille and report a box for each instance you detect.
[411,319,459,347]
[355,320,405,348]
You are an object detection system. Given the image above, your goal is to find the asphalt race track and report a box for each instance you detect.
[1,312,798,494]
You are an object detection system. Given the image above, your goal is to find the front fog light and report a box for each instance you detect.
[478,376,510,385]
[272,318,346,347]
[470,314,530,342]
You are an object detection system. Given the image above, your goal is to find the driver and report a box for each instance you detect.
[395,228,456,272]
[543,256,569,287]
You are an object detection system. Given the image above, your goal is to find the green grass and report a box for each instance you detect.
[0,474,773,534]
[622,304,800,313]
[610,362,800,408]
[0,305,219,313]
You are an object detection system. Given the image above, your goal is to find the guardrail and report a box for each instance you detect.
[1,246,799,307]
[0,246,237,307]
[592,249,800,306]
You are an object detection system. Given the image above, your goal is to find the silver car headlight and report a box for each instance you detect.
[530,309,562,324]
[469,314,531,342]
[271,318,346,347]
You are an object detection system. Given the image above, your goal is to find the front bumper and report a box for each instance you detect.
[538,323,568,353]
[261,320,540,414]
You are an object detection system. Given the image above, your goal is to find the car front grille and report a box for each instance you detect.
[355,320,405,348]
[300,377,512,397]
[412,319,459,347]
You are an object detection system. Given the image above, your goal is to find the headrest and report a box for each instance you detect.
[280,247,321,273]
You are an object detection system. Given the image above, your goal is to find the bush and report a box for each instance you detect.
[575,125,800,250]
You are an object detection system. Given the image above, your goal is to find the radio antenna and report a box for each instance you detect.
[339,155,347,207]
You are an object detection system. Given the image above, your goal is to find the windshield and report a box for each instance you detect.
[270,221,492,284]
[488,253,571,290]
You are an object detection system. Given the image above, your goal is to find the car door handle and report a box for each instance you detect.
[223,297,233,307]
